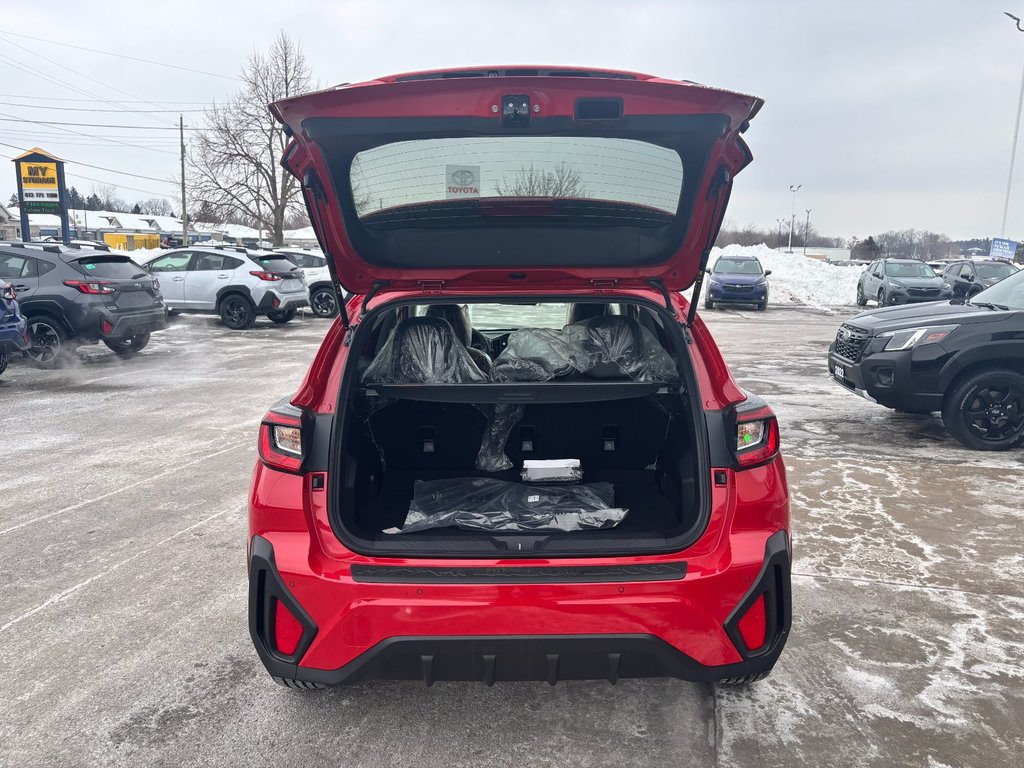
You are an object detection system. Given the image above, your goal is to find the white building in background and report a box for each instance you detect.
[774,245,852,262]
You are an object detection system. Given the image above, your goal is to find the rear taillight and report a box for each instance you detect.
[258,408,305,473]
[250,271,282,281]
[734,404,780,469]
[64,279,115,294]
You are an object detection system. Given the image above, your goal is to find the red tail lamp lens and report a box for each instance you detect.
[101,320,114,334]
[258,410,304,473]
[737,593,767,651]
[249,271,282,281]
[63,279,115,294]
[274,599,303,656]
[735,406,780,469]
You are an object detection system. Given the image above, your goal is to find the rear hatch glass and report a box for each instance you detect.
[71,256,147,279]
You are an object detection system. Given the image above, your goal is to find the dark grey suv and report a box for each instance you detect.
[856,258,953,307]
[0,242,167,368]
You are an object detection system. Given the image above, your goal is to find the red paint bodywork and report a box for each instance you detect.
[249,66,788,680]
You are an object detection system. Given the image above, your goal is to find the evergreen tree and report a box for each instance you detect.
[131,203,142,214]
[7,193,17,208]
[66,187,85,210]
[84,194,103,211]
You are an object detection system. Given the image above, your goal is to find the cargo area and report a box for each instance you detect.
[331,299,710,557]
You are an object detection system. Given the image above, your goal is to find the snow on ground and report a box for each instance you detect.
[700,244,864,311]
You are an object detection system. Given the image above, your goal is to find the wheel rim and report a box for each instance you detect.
[312,290,336,316]
[963,383,1024,442]
[27,321,60,362]
[878,290,886,306]
[224,299,247,326]
[857,285,863,302]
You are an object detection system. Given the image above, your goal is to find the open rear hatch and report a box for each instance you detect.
[271,67,763,294]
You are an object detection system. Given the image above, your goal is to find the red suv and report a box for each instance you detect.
[249,67,790,688]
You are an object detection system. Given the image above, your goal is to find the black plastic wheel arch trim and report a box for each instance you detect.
[723,530,791,660]
[248,536,318,674]
[350,562,686,584]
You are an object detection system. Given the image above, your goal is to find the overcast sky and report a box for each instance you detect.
[4,0,1024,240]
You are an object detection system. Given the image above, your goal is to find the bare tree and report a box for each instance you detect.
[496,163,589,198]
[188,31,314,245]
[91,184,127,212]
[137,197,175,216]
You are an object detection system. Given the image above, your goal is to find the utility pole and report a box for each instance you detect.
[803,209,812,256]
[776,218,786,249]
[179,115,187,246]
[787,184,802,252]
[1002,13,1024,236]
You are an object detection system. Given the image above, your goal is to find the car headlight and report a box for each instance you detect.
[888,280,906,289]
[879,324,958,351]
[942,283,952,291]
[756,277,768,285]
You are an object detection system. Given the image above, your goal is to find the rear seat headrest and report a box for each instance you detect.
[362,315,487,384]
[567,302,610,325]
[425,304,473,347]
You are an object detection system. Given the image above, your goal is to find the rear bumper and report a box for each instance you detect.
[248,530,792,685]
[0,317,30,353]
[101,309,167,339]
[257,290,309,314]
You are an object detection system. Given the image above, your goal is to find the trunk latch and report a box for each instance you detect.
[590,279,618,292]
[418,280,445,294]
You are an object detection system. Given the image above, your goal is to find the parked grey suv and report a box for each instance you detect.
[0,241,166,367]
[856,258,952,307]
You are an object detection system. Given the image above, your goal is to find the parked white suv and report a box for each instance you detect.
[274,247,339,318]
[142,246,308,329]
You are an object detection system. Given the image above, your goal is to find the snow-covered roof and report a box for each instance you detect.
[12,206,186,233]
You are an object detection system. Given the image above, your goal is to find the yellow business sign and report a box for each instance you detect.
[19,161,59,190]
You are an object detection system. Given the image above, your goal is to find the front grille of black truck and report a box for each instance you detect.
[833,323,870,361]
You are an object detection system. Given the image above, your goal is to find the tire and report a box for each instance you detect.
[23,315,73,369]
[309,286,339,318]
[718,671,771,685]
[941,367,1024,451]
[0,351,8,376]
[877,288,888,307]
[219,294,256,330]
[267,308,297,324]
[704,298,714,310]
[757,301,767,311]
[103,332,151,357]
[856,284,867,306]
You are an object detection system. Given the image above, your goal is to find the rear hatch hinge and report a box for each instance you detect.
[418,280,446,294]
[359,279,391,319]
[590,279,618,292]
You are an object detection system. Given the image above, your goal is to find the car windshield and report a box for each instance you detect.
[350,136,684,218]
[251,256,298,272]
[884,261,936,278]
[713,258,762,275]
[71,256,146,279]
[975,262,1017,279]
[971,267,1024,309]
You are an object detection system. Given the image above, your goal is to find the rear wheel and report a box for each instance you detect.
[310,286,338,318]
[103,332,151,357]
[856,284,867,306]
[219,295,256,330]
[942,368,1024,450]
[267,308,297,324]
[24,316,72,368]
[0,351,8,376]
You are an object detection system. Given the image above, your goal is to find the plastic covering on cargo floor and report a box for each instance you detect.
[476,316,680,471]
[383,477,628,534]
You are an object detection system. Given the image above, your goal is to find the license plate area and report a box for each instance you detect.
[833,363,846,383]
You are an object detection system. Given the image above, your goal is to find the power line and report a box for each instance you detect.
[0,114,178,154]
[0,37,177,127]
[0,93,210,105]
[0,149,171,198]
[0,101,209,113]
[0,30,241,82]
[0,116,249,132]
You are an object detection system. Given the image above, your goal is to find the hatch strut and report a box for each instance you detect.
[686,165,733,328]
[302,168,350,328]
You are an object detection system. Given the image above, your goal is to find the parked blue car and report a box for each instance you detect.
[704,255,772,311]
[0,279,30,376]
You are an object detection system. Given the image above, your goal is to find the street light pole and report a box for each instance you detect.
[1002,13,1024,237]
[776,217,786,249]
[803,209,812,256]
[788,184,802,252]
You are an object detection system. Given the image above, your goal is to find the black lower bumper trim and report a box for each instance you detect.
[276,633,782,686]
[351,562,687,584]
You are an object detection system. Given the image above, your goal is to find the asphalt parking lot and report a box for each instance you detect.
[2,306,1022,768]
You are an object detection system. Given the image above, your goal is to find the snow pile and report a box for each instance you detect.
[708,244,863,310]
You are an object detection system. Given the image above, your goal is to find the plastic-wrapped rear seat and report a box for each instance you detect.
[476,316,679,471]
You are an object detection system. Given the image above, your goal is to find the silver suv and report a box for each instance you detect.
[142,246,308,329]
